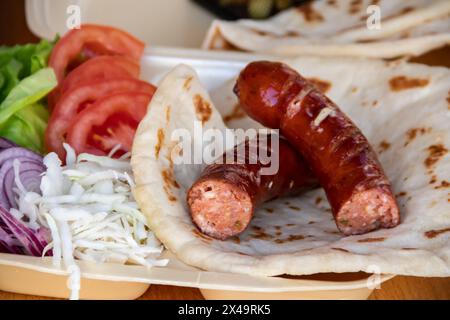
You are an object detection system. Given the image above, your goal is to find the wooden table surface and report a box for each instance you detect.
[1,0,449,300]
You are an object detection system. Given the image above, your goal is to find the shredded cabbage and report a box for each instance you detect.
[15,144,168,300]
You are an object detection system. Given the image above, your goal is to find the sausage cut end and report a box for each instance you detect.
[337,186,400,235]
[187,178,254,240]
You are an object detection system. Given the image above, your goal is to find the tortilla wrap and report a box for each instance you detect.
[203,0,450,59]
[132,58,450,277]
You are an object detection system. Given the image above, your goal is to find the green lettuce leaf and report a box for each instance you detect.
[0,68,56,152]
[0,39,54,101]
[0,39,56,153]
[0,102,49,153]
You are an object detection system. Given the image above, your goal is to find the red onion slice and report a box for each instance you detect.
[0,138,17,150]
[0,206,49,256]
[0,225,23,254]
[0,147,43,168]
[0,159,45,209]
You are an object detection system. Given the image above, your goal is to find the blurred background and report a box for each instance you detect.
[193,0,308,20]
[0,0,307,47]
[1,0,447,67]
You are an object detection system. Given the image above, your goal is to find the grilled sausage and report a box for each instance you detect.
[187,134,317,240]
[234,61,400,235]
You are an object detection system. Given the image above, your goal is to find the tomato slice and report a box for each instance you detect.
[66,92,151,156]
[49,56,140,107]
[45,79,155,159]
[49,24,145,83]
[65,41,119,72]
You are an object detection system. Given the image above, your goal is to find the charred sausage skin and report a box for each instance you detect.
[187,134,317,240]
[234,61,400,235]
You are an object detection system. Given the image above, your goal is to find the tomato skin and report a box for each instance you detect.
[49,56,140,108]
[49,24,145,83]
[66,92,151,156]
[64,56,139,90]
[45,79,155,159]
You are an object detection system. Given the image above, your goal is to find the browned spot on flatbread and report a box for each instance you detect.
[424,144,448,169]
[378,140,391,153]
[161,155,180,202]
[162,168,179,189]
[396,7,415,17]
[351,86,358,93]
[193,229,213,242]
[208,28,240,51]
[404,127,431,146]
[358,237,386,243]
[155,129,164,159]
[326,0,337,7]
[274,234,305,244]
[402,247,417,251]
[398,31,411,39]
[275,230,282,237]
[193,94,212,124]
[389,76,429,92]
[237,252,250,256]
[297,2,324,22]
[286,223,296,227]
[396,191,407,197]
[447,91,450,110]
[288,205,301,211]
[288,235,305,241]
[429,175,437,184]
[307,78,331,94]
[183,76,193,91]
[265,208,274,213]
[251,232,272,240]
[372,100,379,107]
[165,193,176,202]
[173,143,183,158]
[435,180,450,189]
[165,106,171,124]
[348,0,363,14]
[251,29,301,38]
[230,236,240,244]
[251,225,273,240]
[332,247,349,253]
[162,184,177,202]
[223,103,247,124]
[315,197,322,205]
[425,228,450,239]
[385,58,404,68]
[308,221,315,225]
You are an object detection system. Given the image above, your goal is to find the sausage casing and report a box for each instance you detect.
[187,134,317,240]
[234,61,400,235]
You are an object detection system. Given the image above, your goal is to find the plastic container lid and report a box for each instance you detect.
[25,0,214,47]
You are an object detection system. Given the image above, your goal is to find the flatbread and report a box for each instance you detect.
[203,0,450,59]
[132,58,450,277]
